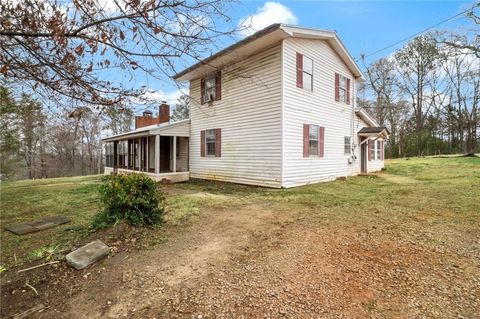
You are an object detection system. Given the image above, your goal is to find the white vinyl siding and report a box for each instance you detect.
[189,45,283,187]
[282,37,357,187]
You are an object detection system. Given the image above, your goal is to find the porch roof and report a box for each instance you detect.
[358,127,389,139]
[102,119,190,142]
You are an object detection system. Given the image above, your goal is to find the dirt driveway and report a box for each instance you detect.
[12,199,475,319]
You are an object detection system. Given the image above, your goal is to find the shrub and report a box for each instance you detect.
[92,173,165,229]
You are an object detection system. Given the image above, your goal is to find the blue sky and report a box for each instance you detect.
[135,0,478,114]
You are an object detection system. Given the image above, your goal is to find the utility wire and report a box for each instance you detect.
[362,2,479,59]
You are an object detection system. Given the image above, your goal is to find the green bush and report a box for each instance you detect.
[92,173,165,229]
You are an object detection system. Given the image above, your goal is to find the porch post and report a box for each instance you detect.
[124,141,128,169]
[126,140,131,169]
[172,136,177,173]
[138,137,142,171]
[113,141,118,168]
[146,136,149,172]
[133,139,137,170]
[155,134,160,174]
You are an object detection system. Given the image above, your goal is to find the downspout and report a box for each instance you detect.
[350,79,356,175]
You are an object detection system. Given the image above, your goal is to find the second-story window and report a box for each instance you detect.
[204,75,216,103]
[335,73,351,104]
[201,72,222,104]
[296,53,313,91]
[339,75,347,103]
[303,56,313,91]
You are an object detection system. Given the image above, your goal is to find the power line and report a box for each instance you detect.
[362,2,479,59]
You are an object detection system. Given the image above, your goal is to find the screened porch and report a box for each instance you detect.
[102,120,190,183]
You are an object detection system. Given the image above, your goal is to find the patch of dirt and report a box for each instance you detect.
[1,202,478,319]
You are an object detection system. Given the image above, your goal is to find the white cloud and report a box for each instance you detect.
[239,2,298,37]
[132,88,187,114]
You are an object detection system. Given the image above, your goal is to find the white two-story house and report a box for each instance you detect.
[103,24,388,188]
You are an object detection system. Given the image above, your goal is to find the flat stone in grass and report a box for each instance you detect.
[35,222,56,231]
[4,216,71,235]
[42,216,71,225]
[4,223,37,235]
[66,240,110,270]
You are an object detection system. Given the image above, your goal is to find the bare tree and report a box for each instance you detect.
[79,108,103,174]
[395,35,441,135]
[438,5,480,58]
[442,43,480,154]
[171,94,190,121]
[15,94,46,179]
[0,0,239,109]
[103,105,133,135]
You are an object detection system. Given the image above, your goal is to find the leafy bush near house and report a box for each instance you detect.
[92,173,165,229]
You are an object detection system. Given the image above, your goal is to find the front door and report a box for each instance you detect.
[160,136,171,172]
[360,138,367,173]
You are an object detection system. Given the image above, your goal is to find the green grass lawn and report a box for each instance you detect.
[1,156,479,270]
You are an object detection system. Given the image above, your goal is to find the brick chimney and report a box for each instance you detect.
[159,103,170,124]
[135,103,170,129]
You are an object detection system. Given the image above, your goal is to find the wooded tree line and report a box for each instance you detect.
[0,86,134,180]
[359,14,479,158]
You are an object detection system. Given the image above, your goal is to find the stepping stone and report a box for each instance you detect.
[43,216,71,225]
[27,220,52,228]
[66,240,110,270]
[34,222,57,231]
[4,216,71,235]
[4,223,37,235]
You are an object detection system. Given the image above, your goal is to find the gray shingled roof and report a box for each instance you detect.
[358,127,388,134]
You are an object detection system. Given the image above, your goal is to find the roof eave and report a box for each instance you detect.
[174,24,284,82]
[355,108,380,127]
[358,129,390,140]
[174,24,365,82]
[280,25,364,80]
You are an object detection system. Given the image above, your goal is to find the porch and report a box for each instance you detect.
[102,120,190,183]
